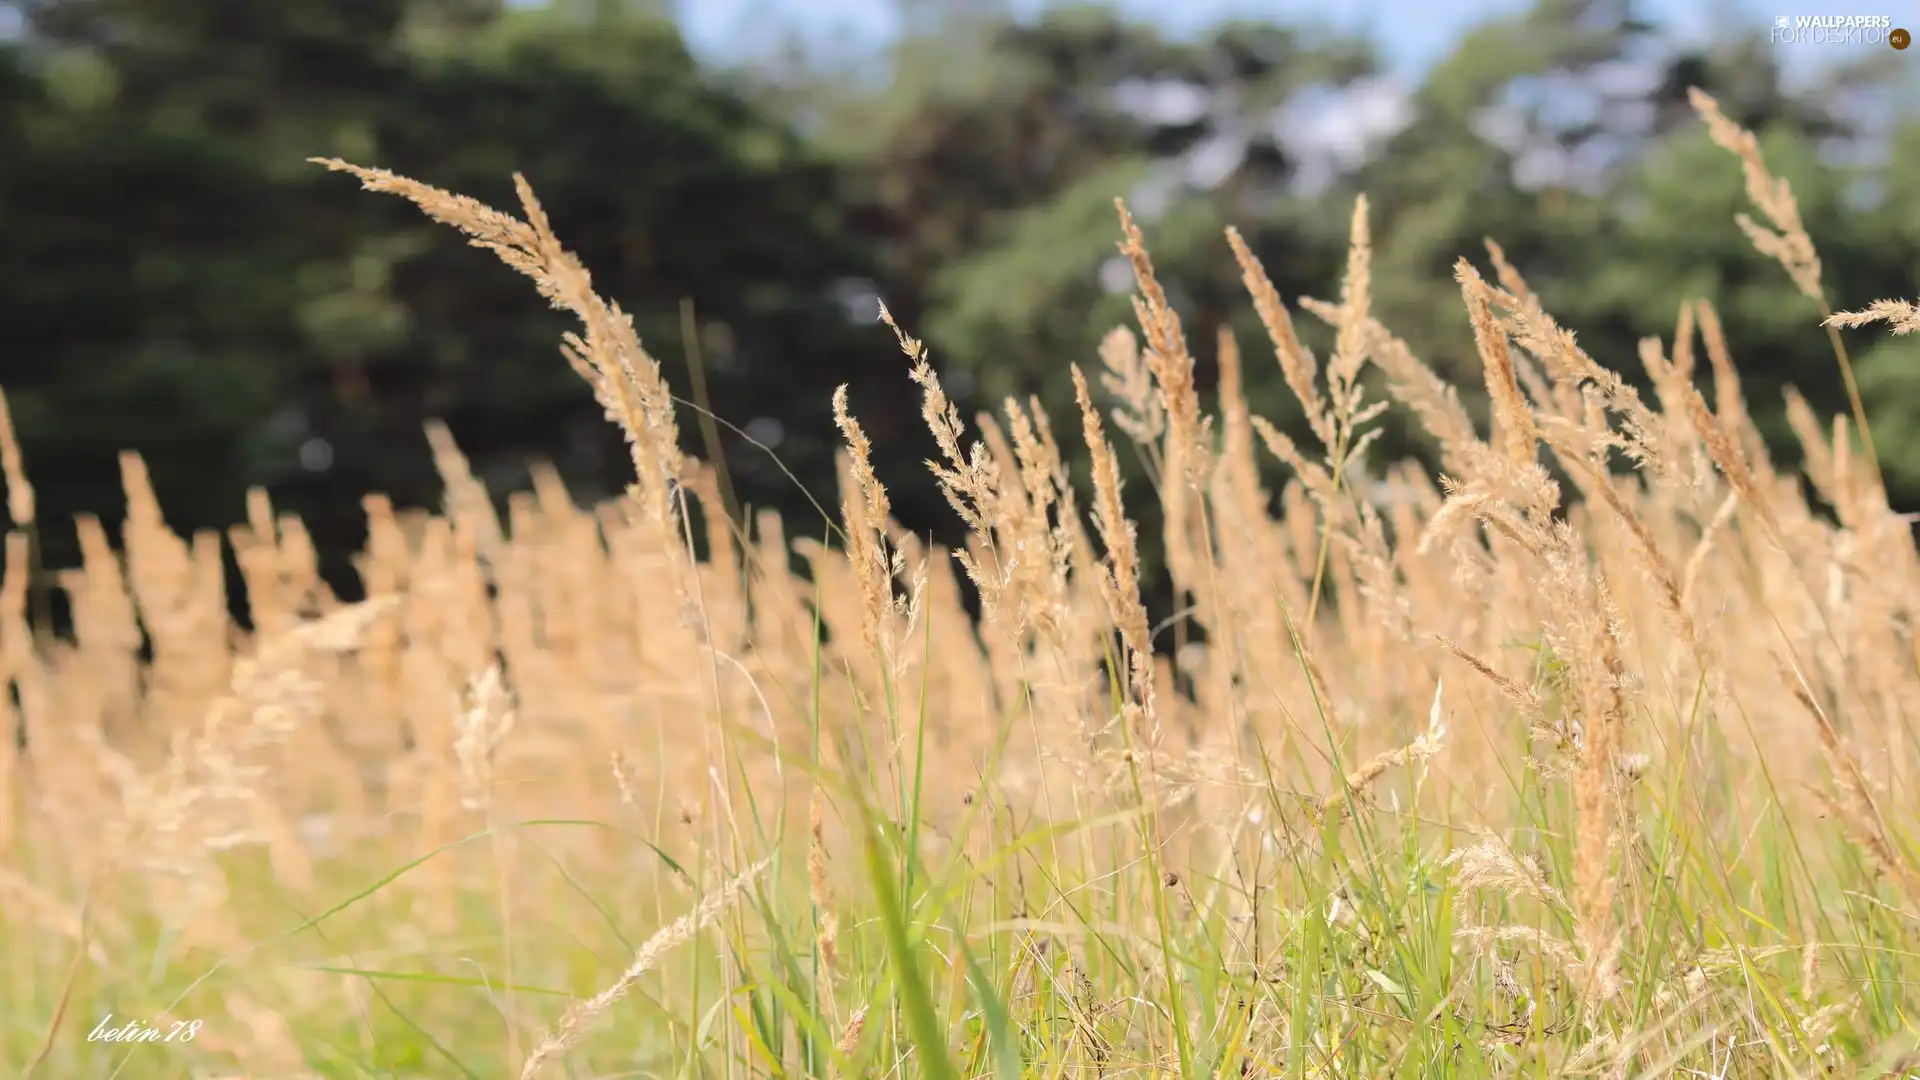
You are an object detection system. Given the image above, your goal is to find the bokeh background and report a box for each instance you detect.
[2,0,1916,618]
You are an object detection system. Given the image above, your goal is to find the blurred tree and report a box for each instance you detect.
[784,0,1919,597]
[0,33,293,561]
[2,0,881,597]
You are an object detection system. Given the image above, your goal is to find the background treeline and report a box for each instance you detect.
[2,0,1917,619]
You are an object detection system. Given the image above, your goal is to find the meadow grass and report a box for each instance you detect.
[5,88,1920,1079]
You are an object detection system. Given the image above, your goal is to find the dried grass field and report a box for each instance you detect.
[5,88,1920,1079]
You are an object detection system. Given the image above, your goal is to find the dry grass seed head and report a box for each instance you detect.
[1781,658,1920,898]
[1114,202,1209,501]
[831,386,899,656]
[1446,830,1568,910]
[1686,88,1823,302]
[1098,325,1165,445]
[1457,260,1540,473]
[0,388,35,527]
[519,857,769,1078]
[312,160,690,606]
[454,662,516,812]
[878,302,989,523]
[1226,226,1332,450]
[1321,679,1447,818]
[1070,366,1154,716]
[1826,298,1920,336]
[1324,194,1379,430]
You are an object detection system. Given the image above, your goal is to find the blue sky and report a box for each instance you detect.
[666,0,1893,79]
